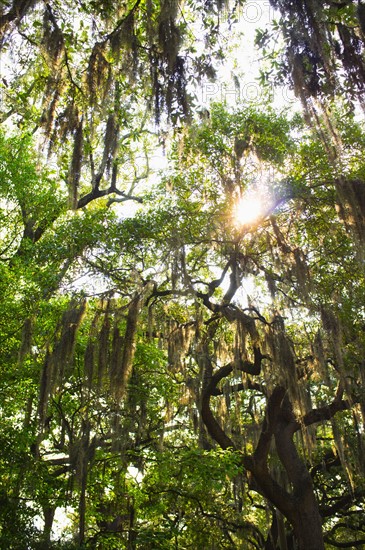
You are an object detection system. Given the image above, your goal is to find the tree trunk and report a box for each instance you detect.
[202,382,325,549]
[290,490,324,550]
[254,389,325,550]
[274,396,324,550]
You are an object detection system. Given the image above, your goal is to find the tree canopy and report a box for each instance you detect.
[0,1,364,549]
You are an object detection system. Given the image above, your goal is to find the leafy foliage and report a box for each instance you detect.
[1,2,365,549]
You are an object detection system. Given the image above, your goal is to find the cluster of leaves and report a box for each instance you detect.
[0,98,364,548]
[1,0,365,542]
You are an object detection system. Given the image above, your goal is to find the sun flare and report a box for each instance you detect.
[235,196,263,225]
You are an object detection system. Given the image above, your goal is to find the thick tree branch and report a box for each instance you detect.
[292,383,350,433]
[301,399,350,429]
[321,490,365,517]
[77,185,142,209]
[253,386,286,466]
[201,348,267,450]
[243,388,297,519]
[274,394,316,496]
[107,189,144,206]
[323,536,365,548]
[201,390,235,450]
[247,387,325,545]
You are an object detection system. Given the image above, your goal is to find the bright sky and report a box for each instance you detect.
[0,1,298,542]
[197,1,296,111]
[234,195,264,225]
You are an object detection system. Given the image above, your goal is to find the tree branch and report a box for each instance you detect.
[201,348,267,450]
[321,490,365,517]
[77,185,143,209]
[292,383,350,432]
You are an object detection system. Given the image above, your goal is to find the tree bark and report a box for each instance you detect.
[273,393,324,550]
[202,380,325,550]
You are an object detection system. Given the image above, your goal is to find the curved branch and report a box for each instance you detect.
[301,399,350,429]
[77,185,143,209]
[253,386,286,466]
[107,189,144,206]
[201,348,266,450]
[243,387,297,522]
[323,536,365,548]
[292,383,350,433]
[201,388,235,450]
[321,490,365,518]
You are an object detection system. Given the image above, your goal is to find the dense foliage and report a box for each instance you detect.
[0,1,364,549]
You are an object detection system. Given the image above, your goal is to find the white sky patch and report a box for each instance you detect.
[194,1,298,111]
[127,465,144,483]
[34,505,74,541]
[52,506,74,540]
